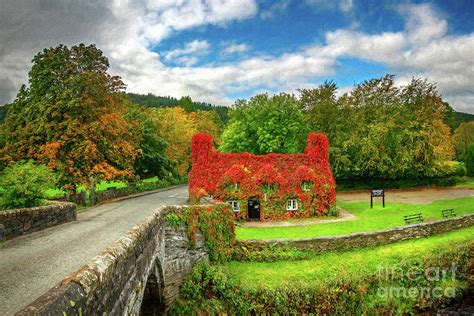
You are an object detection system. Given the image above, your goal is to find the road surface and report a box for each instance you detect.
[337,187,474,204]
[0,185,188,315]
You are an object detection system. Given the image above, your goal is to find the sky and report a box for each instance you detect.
[0,0,473,113]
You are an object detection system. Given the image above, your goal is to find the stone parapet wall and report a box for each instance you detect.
[16,206,208,315]
[163,222,208,307]
[239,214,474,253]
[0,202,76,240]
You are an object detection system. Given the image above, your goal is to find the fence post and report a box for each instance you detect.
[89,176,96,206]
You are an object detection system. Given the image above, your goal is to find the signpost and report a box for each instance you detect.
[370,189,385,208]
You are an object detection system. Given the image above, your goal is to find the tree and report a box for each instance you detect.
[125,105,175,179]
[399,78,455,177]
[154,107,197,176]
[466,144,474,176]
[0,44,140,190]
[190,110,224,145]
[300,75,455,180]
[220,93,308,154]
[453,122,474,161]
[179,96,196,112]
[299,81,340,140]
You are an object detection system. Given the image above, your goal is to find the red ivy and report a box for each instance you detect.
[189,132,336,220]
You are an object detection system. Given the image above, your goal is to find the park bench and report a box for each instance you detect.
[404,213,424,225]
[441,208,456,218]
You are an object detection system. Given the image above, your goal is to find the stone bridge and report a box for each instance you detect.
[17,206,207,315]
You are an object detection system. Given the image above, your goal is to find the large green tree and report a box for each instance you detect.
[220,93,308,154]
[125,105,175,179]
[299,75,455,180]
[0,44,140,190]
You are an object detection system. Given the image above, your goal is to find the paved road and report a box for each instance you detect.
[0,185,189,315]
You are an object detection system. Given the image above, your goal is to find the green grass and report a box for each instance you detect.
[43,178,160,198]
[225,226,474,289]
[236,196,474,240]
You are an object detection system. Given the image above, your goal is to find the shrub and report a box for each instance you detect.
[170,261,253,315]
[0,160,57,210]
[453,161,467,177]
[175,204,236,263]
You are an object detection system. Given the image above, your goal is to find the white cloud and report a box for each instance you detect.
[398,3,447,45]
[164,40,210,66]
[260,0,290,20]
[339,0,353,13]
[304,0,354,13]
[221,42,250,55]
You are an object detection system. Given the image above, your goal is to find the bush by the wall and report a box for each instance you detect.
[167,204,236,263]
[0,160,57,210]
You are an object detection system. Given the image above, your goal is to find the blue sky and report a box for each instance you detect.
[0,0,473,112]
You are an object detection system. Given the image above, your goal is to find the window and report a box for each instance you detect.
[229,200,240,212]
[301,182,311,192]
[286,199,298,211]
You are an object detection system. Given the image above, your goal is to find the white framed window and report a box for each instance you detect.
[229,200,240,212]
[286,199,298,211]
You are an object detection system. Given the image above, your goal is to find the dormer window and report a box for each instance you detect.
[229,200,240,212]
[286,199,298,211]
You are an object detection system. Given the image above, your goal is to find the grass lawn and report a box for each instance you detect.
[236,196,474,240]
[225,226,474,289]
[43,178,160,198]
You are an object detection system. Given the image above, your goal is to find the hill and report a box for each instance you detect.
[127,93,229,123]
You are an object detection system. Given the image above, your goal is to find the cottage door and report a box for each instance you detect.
[248,197,260,220]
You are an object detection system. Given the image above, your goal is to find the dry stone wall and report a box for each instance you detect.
[239,214,474,253]
[0,202,76,240]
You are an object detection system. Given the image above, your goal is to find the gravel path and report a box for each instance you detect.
[337,187,474,204]
[241,208,355,227]
[0,185,189,316]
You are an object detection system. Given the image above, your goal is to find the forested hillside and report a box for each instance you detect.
[127,93,229,123]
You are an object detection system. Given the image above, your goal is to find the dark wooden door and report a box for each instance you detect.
[248,197,260,220]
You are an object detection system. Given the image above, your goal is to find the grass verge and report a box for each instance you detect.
[171,227,474,314]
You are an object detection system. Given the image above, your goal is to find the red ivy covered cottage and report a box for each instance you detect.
[189,132,336,221]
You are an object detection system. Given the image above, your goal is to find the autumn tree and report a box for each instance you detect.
[153,107,196,176]
[152,107,224,176]
[0,44,140,190]
[190,110,224,145]
[220,93,308,154]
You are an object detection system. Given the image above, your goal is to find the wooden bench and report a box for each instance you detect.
[442,208,456,218]
[404,213,424,225]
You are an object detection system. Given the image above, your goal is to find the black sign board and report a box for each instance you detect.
[370,189,385,208]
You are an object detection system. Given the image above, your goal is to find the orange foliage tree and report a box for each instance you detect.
[0,44,140,191]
